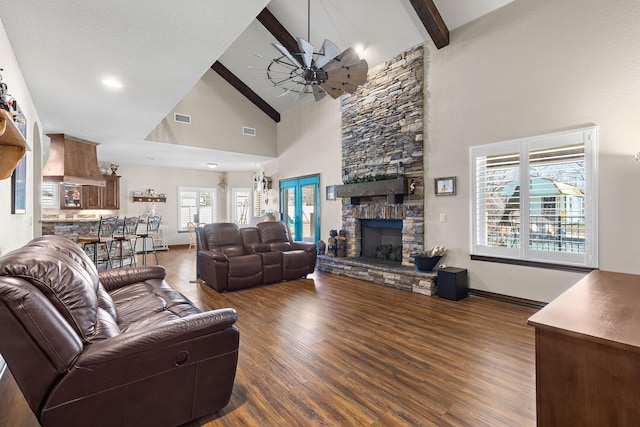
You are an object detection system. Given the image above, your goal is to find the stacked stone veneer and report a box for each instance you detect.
[341,45,425,267]
[318,45,433,294]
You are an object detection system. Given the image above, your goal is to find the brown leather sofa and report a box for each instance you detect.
[196,221,316,292]
[0,235,239,427]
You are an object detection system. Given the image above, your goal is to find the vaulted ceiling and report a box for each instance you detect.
[0,0,512,171]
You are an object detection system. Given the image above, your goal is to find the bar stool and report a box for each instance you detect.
[187,221,196,253]
[136,215,161,266]
[112,216,139,268]
[77,216,117,270]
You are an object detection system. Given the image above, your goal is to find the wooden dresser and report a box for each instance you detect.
[528,270,640,426]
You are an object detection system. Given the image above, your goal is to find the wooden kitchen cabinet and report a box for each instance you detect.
[60,175,119,209]
[83,175,120,209]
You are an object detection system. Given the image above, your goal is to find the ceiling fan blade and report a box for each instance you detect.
[325,59,368,87]
[315,39,341,68]
[295,85,310,102]
[312,85,327,102]
[323,48,362,70]
[277,87,294,97]
[272,43,300,68]
[318,82,344,99]
[296,38,314,68]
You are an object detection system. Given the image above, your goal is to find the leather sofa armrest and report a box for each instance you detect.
[245,243,271,253]
[197,250,229,262]
[77,308,238,365]
[98,266,166,292]
[291,241,316,253]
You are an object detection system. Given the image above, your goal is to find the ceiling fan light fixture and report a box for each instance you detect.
[101,77,123,89]
[259,1,368,102]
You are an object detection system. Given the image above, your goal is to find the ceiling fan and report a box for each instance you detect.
[256,0,368,102]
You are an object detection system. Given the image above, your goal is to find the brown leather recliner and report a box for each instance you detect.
[196,222,317,291]
[196,222,263,292]
[0,235,239,427]
[254,221,317,280]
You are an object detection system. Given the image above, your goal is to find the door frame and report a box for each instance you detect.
[279,174,320,242]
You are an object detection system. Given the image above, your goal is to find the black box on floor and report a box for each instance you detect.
[437,267,468,301]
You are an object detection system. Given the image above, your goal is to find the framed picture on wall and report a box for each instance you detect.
[326,185,336,200]
[435,176,456,196]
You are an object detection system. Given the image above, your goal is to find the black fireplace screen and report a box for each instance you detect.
[360,219,403,262]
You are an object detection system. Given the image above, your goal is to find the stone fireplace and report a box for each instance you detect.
[317,44,435,295]
[340,44,425,267]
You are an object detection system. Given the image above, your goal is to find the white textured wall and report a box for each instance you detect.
[426,0,640,302]
[263,98,343,239]
[146,69,277,157]
[118,163,226,246]
[0,18,43,255]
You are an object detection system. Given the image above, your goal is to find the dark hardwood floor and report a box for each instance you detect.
[0,247,539,426]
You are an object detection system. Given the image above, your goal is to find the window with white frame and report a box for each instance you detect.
[42,183,59,209]
[177,187,216,231]
[470,126,597,268]
[232,188,251,225]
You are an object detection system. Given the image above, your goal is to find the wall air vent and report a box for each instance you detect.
[242,126,256,136]
[174,113,191,124]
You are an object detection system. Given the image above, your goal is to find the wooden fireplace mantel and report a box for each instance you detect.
[335,178,409,205]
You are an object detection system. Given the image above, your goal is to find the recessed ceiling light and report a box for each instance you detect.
[354,43,365,54]
[206,162,218,169]
[101,78,123,89]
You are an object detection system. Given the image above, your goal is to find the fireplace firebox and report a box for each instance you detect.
[361,219,403,262]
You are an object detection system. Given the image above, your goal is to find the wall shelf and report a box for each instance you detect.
[133,196,166,203]
[0,109,27,180]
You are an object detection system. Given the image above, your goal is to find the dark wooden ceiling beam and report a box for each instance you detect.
[211,61,280,123]
[256,8,303,66]
[408,0,449,49]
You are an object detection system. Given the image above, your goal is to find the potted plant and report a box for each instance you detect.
[412,245,447,272]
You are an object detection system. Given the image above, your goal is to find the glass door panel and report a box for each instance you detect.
[301,183,316,242]
[281,182,298,238]
[280,175,319,242]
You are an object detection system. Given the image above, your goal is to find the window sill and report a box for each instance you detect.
[470,255,597,273]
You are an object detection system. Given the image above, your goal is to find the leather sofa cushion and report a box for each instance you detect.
[256,222,290,243]
[28,235,100,288]
[0,246,99,342]
[205,223,246,257]
[92,307,122,340]
[97,283,118,321]
[227,254,262,278]
[109,279,202,332]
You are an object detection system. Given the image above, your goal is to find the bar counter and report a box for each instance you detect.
[41,218,100,242]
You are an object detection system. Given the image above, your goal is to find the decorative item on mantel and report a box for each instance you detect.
[412,246,447,272]
[110,163,119,175]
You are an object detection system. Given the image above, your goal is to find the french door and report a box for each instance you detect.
[280,175,319,243]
